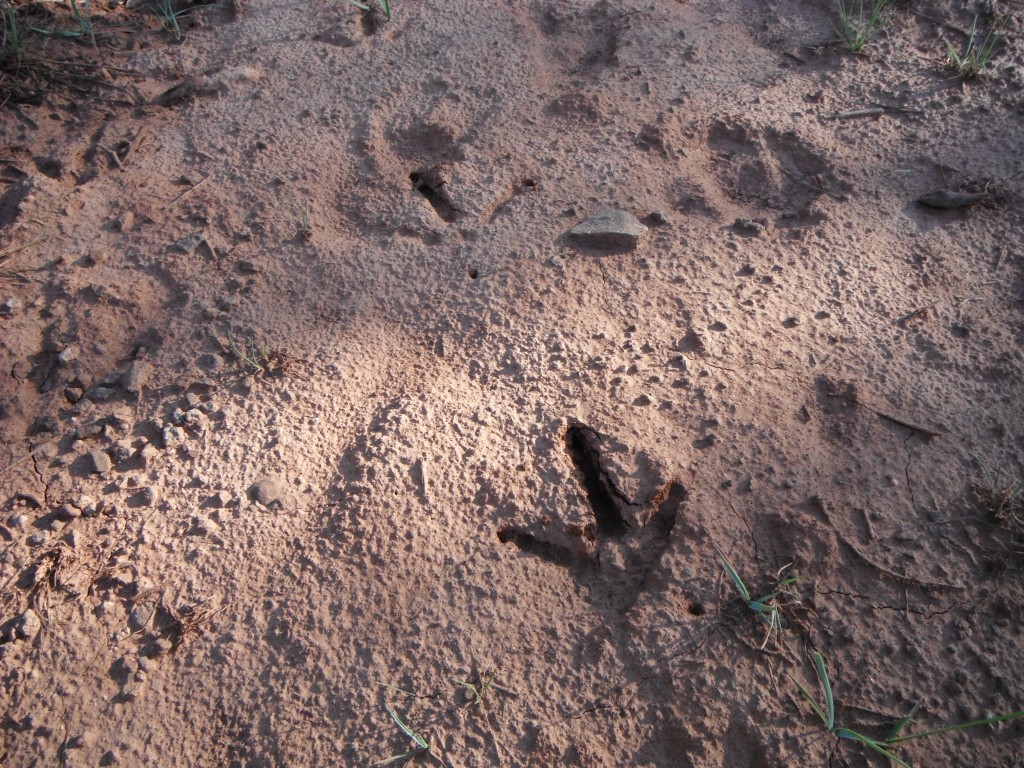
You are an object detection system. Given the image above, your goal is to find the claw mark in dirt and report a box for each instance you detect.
[499,421,686,614]
[410,166,459,223]
[565,422,633,535]
[496,527,582,568]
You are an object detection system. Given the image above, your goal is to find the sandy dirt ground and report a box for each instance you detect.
[2,0,1024,765]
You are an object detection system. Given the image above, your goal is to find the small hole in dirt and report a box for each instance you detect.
[687,603,705,616]
[467,267,479,279]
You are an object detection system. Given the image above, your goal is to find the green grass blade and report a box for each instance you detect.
[888,710,1024,744]
[835,728,912,768]
[811,652,835,731]
[792,675,830,729]
[385,703,430,750]
[715,545,752,603]
[886,703,920,742]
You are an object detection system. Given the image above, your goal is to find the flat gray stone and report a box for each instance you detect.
[568,209,648,250]
[250,476,288,508]
[121,360,153,395]
[128,601,155,632]
[15,609,41,640]
[88,449,112,474]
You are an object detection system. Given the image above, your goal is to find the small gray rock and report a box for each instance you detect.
[88,449,113,474]
[128,601,155,632]
[162,424,186,449]
[172,232,205,253]
[27,531,49,547]
[0,297,23,316]
[89,387,118,402]
[55,503,82,521]
[568,209,648,250]
[15,609,42,640]
[209,490,233,508]
[120,360,153,395]
[250,476,288,508]
[57,346,78,365]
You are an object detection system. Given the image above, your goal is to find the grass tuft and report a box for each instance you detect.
[971,452,1023,532]
[834,0,890,53]
[297,206,313,240]
[348,0,392,22]
[794,651,1024,767]
[715,544,799,649]
[153,0,193,42]
[453,670,497,707]
[1,0,22,59]
[945,16,1002,79]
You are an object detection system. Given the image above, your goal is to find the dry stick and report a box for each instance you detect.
[812,495,965,591]
[912,10,971,37]
[824,389,945,439]
[824,107,885,120]
[779,166,844,201]
[122,126,148,165]
[0,239,41,263]
[105,146,124,171]
[874,410,946,439]
[165,174,210,209]
[896,302,939,327]
[0,439,59,478]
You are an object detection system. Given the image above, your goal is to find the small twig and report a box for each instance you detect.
[105,146,124,171]
[0,239,42,264]
[0,439,59,478]
[779,166,844,201]
[824,107,885,120]
[896,302,939,327]
[912,10,971,38]
[166,175,210,209]
[122,126,148,165]
[824,387,945,439]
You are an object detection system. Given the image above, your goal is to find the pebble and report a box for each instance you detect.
[0,297,22,316]
[197,353,224,371]
[89,387,118,402]
[189,515,218,536]
[15,609,42,640]
[139,443,160,466]
[172,232,204,253]
[734,217,766,235]
[162,424,187,448]
[210,490,233,508]
[251,476,288,508]
[120,360,153,395]
[88,449,113,474]
[128,601,155,632]
[76,422,104,440]
[137,487,159,507]
[27,531,49,547]
[567,209,648,250]
[57,346,78,365]
[109,441,133,464]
